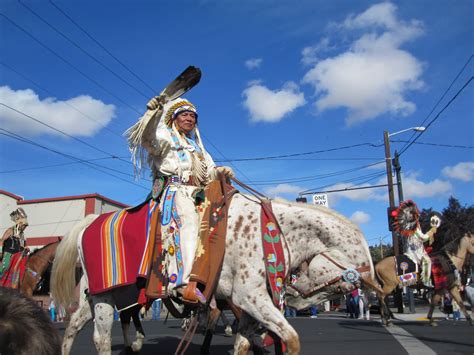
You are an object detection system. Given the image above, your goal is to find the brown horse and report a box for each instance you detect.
[375,233,474,326]
[20,241,60,297]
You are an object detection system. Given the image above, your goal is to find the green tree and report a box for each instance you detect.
[369,243,393,264]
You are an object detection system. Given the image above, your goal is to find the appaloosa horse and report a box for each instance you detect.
[52,193,380,355]
[375,233,474,326]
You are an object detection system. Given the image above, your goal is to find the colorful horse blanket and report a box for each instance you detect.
[431,253,456,291]
[0,252,27,288]
[395,255,417,287]
[82,200,158,295]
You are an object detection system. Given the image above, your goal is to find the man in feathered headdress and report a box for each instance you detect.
[394,200,441,287]
[126,95,233,303]
[0,208,28,278]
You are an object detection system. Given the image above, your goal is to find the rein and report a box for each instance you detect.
[288,252,371,299]
[230,176,293,291]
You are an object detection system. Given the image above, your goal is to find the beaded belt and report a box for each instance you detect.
[166,175,199,187]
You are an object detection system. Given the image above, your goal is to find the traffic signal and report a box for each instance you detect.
[296,197,307,203]
[387,207,398,232]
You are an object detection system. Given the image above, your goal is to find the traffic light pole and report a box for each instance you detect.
[393,151,416,313]
[384,131,404,313]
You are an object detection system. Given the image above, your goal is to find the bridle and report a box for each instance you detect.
[287,252,371,299]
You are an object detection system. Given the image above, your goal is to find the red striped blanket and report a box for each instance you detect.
[82,200,158,295]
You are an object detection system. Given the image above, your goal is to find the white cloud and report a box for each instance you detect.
[264,183,302,198]
[242,82,306,122]
[0,86,115,137]
[245,58,263,70]
[402,172,452,198]
[442,162,474,182]
[323,170,451,202]
[302,2,424,125]
[350,210,371,224]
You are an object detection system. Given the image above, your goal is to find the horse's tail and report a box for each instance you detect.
[50,214,97,309]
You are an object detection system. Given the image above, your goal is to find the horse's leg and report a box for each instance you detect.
[92,294,115,355]
[201,307,220,355]
[449,286,473,325]
[62,297,93,355]
[130,306,146,351]
[427,291,442,327]
[119,308,133,351]
[234,312,257,355]
[234,296,299,355]
[375,259,398,326]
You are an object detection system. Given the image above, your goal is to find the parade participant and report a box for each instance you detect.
[0,208,28,278]
[395,200,440,288]
[127,96,234,303]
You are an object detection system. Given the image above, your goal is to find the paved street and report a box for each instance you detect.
[56,310,474,355]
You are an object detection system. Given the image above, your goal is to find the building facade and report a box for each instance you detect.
[1,189,128,249]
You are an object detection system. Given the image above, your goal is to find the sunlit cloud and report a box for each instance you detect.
[242,82,306,122]
[442,162,474,182]
[0,86,115,137]
[302,2,424,125]
[245,58,263,70]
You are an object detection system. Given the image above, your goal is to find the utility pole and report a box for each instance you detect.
[384,130,404,313]
[380,236,384,259]
[393,150,416,313]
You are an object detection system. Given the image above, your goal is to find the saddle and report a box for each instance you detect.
[145,177,237,312]
[394,255,418,287]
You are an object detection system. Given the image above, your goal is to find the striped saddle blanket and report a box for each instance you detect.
[82,200,158,295]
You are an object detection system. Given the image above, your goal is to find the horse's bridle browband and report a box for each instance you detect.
[287,252,371,299]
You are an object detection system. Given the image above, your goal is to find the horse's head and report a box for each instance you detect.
[284,256,360,310]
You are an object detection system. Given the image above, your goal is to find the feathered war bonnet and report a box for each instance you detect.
[10,208,28,226]
[125,96,206,177]
[393,200,420,237]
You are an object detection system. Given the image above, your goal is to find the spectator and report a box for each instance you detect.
[285,306,297,318]
[442,292,453,320]
[152,299,162,320]
[48,294,56,322]
[452,300,461,321]
[310,304,318,319]
[349,288,360,319]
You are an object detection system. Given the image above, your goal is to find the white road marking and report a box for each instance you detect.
[385,323,436,355]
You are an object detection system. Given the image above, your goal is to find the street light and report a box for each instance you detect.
[383,126,426,313]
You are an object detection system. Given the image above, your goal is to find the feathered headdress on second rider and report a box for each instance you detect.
[392,200,420,237]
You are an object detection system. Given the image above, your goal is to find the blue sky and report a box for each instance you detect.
[1,0,473,247]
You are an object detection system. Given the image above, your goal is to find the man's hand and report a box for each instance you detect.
[216,166,235,179]
[146,95,165,110]
[430,215,441,228]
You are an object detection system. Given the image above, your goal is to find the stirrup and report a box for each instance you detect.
[179,281,206,305]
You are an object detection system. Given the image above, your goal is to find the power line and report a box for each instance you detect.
[300,183,389,196]
[0,61,125,138]
[244,160,384,186]
[215,142,379,162]
[18,0,151,99]
[48,0,157,95]
[392,140,473,149]
[399,76,473,156]
[0,128,149,188]
[399,54,473,154]
[0,102,131,164]
[299,171,387,195]
[0,12,142,114]
[0,157,121,174]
